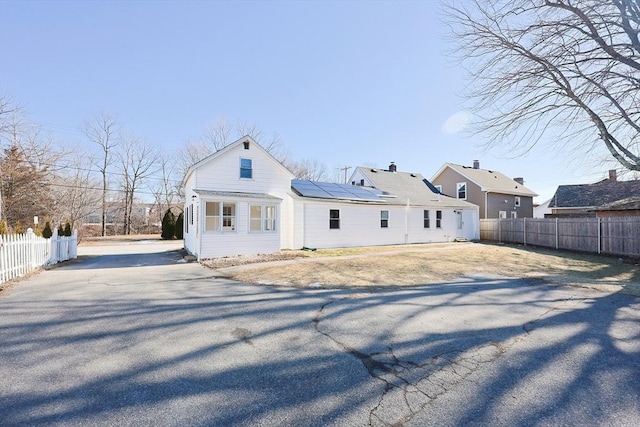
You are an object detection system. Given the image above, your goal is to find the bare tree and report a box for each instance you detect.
[82,111,119,236]
[117,136,159,235]
[444,0,640,171]
[285,158,329,181]
[150,153,180,227]
[50,151,102,231]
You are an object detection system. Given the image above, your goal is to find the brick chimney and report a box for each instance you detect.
[514,177,524,185]
[473,160,480,169]
[609,169,617,182]
[388,162,397,172]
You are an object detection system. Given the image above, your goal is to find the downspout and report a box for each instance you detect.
[484,191,489,219]
[405,198,409,244]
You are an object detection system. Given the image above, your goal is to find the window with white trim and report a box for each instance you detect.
[499,211,507,219]
[329,209,340,229]
[510,211,517,219]
[205,201,236,231]
[436,210,442,228]
[240,158,253,179]
[423,210,430,228]
[456,182,467,199]
[250,204,277,232]
[515,196,521,207]
[380,210,389,228]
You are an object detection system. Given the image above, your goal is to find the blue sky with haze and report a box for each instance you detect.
[0,0,618,202]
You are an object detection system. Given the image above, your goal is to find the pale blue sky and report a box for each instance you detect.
[0,0,617,202]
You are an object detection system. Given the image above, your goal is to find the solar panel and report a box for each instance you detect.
[291,180,382,201]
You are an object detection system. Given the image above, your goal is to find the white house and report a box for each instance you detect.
[182,137,295,259]
[182,137,480,260]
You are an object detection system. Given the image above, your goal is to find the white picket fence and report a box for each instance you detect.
[0,228,78,284]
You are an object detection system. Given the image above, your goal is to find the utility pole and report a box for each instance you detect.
[338,166,351,184]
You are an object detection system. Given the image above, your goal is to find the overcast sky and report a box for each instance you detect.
[0,0,621,202]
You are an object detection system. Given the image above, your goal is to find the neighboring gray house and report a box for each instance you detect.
[430,161,538,219]
[547,170,640,218]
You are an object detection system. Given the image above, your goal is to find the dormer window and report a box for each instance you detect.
[240,158,253,179]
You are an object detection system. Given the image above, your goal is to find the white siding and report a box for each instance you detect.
[198,201,281,259]
[183,173,199,257]
[293,200,478,249]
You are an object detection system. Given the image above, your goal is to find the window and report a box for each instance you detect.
[240,158,253,179]
[510,211,517,219]
[189,204,194,225]
[380,210,389,228]
[434,185,442,194]
[329,209,340,229]
[250,204,277,232]
[436,210,442,228]
[185,206,189,233]
[515,196,521,207]
[456,182,467,199]
[499,211,507,219]
[205,201,236,232]
[423,210,430,228]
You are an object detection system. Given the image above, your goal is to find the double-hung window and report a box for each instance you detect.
[423,210,430,228]
[250,204,277,232]
[380,210,389,228]
[240,158,253,179]
[515,196,521,207]
[329,209,340,229]
[205,201,236,232]
[456,182,467,200]
[436,210,442,228]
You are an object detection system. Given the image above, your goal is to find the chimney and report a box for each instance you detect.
[514,177,524,185]
[609,169,617,182]
[388,162,397,172]
[473,160,480,169]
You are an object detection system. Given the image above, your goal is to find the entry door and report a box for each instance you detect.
[455,211,463,238]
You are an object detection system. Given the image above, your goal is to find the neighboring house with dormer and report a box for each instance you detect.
[547,170,640,218]
[430,161,538,219]
[182,137,480,260]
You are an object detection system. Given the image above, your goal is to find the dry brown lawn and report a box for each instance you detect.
[203,242,640,295]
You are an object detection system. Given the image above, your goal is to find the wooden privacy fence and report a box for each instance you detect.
[480,217,640,257]
[0,228,78,284]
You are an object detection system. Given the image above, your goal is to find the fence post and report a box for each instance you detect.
[597,217,601,254]
[49,228,58,265]
[555,218,559,250]
[27,228,35,269]
[498,219,502,243]
[523,217,527,246]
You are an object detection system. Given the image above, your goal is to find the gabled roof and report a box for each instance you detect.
[354,167,477,208]
[181,136,294,186]
[549,179,640,208]
[431,163,538,197]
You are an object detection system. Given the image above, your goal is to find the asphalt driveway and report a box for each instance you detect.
[1,241,639,426]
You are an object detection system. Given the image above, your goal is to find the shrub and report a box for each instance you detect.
[161,209,176,240]
[63,220,72,237]
[175,212,184,240]
[42,221,53,238]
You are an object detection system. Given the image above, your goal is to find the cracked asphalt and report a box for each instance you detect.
[1,241,639,426]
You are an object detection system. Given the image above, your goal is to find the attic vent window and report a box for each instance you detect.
[243,141,250,150]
